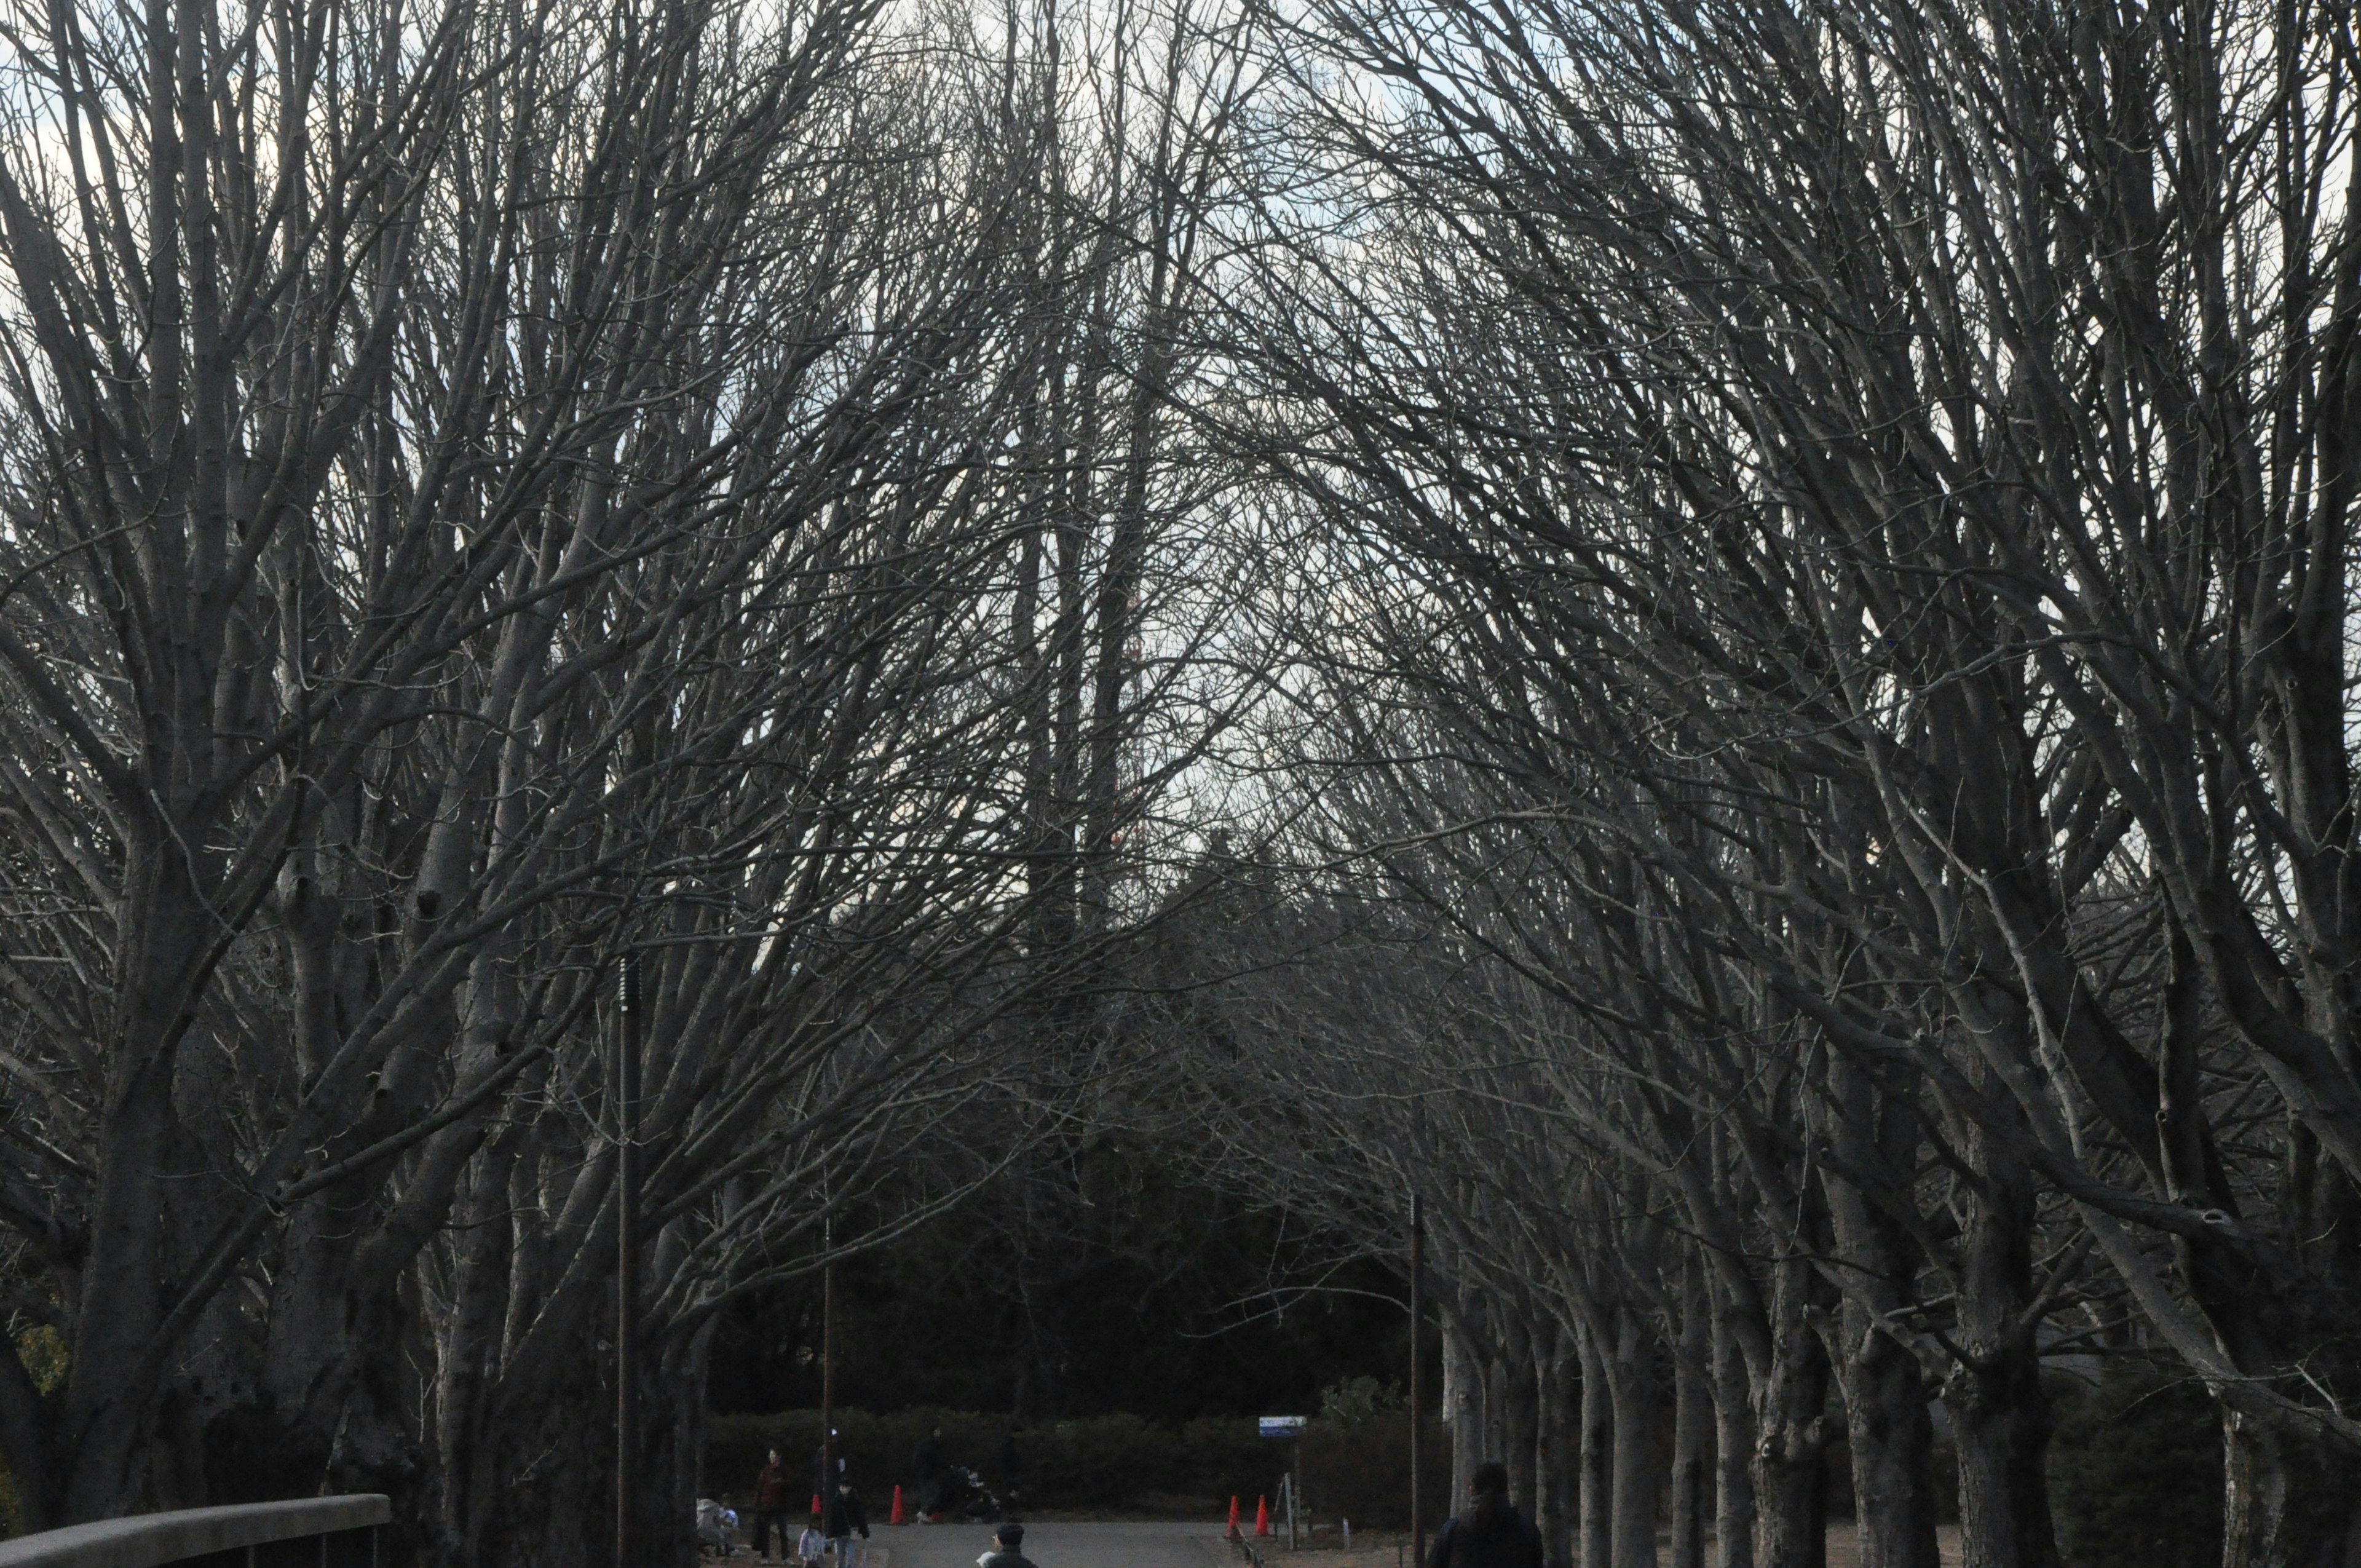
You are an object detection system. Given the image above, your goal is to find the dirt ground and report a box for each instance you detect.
[1821,1524,1964,1568]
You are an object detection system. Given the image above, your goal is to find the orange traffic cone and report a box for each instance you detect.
[1227,1498,1241,1540]
[891,1487,907,1526]
[1255,1497,1271,1538]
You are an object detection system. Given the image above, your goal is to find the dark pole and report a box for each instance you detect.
[1409,1190,1425,1568]
[820,1216,836,1511]
[1295,1434,1305,1546]
[617,952,643,1568]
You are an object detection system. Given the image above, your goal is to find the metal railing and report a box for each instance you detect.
[0,1495,389,1568]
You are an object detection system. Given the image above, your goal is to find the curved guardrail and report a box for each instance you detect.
[0,1495,389,1568]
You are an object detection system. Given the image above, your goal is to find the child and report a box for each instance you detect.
[719,1494,743,1556]
[797,1511,826,1568]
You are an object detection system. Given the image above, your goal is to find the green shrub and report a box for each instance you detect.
[2047,1371,2221,1568]
[1298,1378,1448,1530]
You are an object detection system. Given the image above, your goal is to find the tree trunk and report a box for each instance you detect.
[1608,1305,1661,1568]
[1540,1331,1577,1568]
[430,1194,512,1563]
[1671,1263,1712,1568]
[1812,1055,1938,1568]
[1940,1125,2060,1568]
[1580,1322,1615,1568]
[1445,1314,1483,1502]
[58,833,215,1521]
[1709,1276,1755,1568]
[2222,1411,2293,1568]
[1750,1262,1830,1568]
[1489,1351,1511,1472]
[631,1313,714,1568]
[1822,1303,1937,1568]
[1945,1357,2057,1568]
[1506,1313,1542,1518]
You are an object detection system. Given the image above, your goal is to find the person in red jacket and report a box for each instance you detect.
[753,1447,794,1562]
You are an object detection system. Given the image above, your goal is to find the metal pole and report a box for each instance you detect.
[1291,1439,1302,1550]
[617,952,643,1568]
[820,1217,836,1513]
[1409,1190,1424,1568]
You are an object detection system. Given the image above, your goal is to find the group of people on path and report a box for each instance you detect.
[702,1430,1031,1566]
[698,1446,872,1564]
[724,1447,871,1566]
[703,1424,1540,1568]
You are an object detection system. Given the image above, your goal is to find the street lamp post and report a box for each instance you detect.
[616,954,643,1568]
[821,1217,836,1511]
[1409,1190,1424,1568]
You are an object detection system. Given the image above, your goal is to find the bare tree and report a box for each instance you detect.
[1187,0,2361,1565]
[0,0,1264,1550]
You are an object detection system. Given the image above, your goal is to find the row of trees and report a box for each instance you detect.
[9,0,2361,1567]
[0,0,1263,1557]
[1178,1,2361,1567]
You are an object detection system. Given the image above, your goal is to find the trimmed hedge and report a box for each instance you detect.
[704,1408,1284,1516]
[704,1398,1445,1526]
[1298,1411,1449,1529]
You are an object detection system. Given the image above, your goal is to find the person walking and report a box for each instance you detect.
[1425,1463,1542,1568]
[913,1427,947,1523]
[824,1477,871,1568]
[753,1447,795,1562]
[976,1521,1038,1568]
[797,1511,827,1568]
[996,1427,1023,1511]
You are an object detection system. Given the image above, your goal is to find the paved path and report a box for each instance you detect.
[866,1520,1232,1568]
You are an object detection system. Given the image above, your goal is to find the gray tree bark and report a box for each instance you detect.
[1505,1312,1542,1520]
[1579,1322,1615,1568]
[1608,1305,1661,1568]
[1538,1327,1577,1568]
[1752,1261,1830,1568]
[1709,1278,1756,1568]
[1670,1261,1712,1568]
[1445,1305,1488,1500]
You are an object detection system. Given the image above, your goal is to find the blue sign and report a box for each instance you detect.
[1259,1416,1307,1438]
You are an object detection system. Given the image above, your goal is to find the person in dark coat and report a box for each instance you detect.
[976,1521,1038,1568]
[997,1428,1023,1509]
[823,1479,871,1568]
[1426,1462,1541,1568]
[753,1447,794,1562]
[913,1427,947,1522]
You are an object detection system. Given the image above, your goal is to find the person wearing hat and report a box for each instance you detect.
[823,1478,871,1568]
[1425,1462,1541,1568]
[975,1521,1038,1568]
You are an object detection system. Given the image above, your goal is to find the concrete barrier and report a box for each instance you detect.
[0,1496,390,1568]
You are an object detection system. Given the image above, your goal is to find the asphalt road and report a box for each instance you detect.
[864,1519,1232,1568]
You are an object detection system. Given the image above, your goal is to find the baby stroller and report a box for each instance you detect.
[943,1466,1007,1523]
